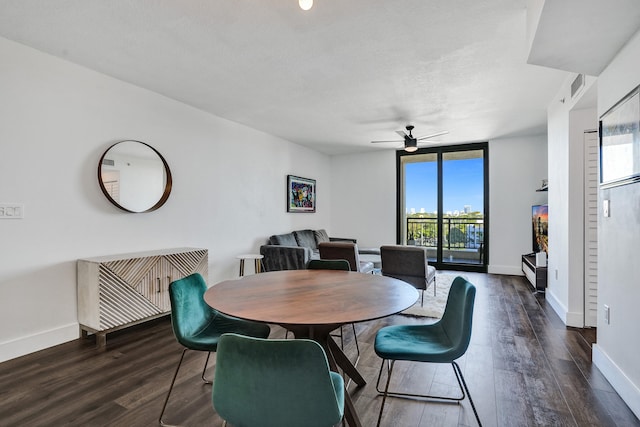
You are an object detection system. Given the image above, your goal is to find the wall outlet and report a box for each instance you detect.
[604,304,610,324]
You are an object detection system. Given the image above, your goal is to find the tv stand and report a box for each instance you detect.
[522,253,546,292]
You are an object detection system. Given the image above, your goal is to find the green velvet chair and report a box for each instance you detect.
[159,273,271,426]
[306,259,359,358]
[307,259,350,271]
[212,333,345,427]
[374,276,481,427]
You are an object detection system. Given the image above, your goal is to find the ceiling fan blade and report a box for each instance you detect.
[395,130,408,138]
[416,130,449,141]
[371,139,403,143]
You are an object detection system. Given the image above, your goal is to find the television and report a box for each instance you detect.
[532,204,548,254]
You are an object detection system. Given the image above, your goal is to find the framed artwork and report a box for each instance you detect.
[287,175,316,213]
[600,84,640,188]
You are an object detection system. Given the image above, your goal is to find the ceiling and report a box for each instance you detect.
[527,0,640,77]
[0,1,636,155]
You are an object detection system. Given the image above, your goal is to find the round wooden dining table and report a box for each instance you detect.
[204,269,419,427]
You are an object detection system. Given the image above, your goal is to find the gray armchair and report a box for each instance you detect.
[380,245,436,306]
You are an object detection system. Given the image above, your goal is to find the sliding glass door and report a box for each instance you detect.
[397,143,488,272]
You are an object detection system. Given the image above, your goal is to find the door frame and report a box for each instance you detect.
[396,142,489,273]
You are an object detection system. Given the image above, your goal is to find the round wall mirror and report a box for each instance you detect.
[98,140,172,213]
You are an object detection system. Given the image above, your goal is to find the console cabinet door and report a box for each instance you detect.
[78,248,208,334]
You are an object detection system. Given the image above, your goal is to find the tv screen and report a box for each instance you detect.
[532,204,548,254]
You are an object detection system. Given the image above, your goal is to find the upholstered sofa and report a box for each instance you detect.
[260,229,372,272]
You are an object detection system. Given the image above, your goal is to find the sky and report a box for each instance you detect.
[405,157,484,214]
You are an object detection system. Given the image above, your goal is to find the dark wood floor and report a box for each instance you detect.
[1,272,638,426]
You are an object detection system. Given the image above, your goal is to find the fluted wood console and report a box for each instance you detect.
[77,248,208,347]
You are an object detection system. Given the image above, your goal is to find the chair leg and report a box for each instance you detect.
[452,361,482,427]
[159,348,188,426]
[201,352,212,384]
[350,323,360,357]
[375,360,482,426]
[375,359,395,427]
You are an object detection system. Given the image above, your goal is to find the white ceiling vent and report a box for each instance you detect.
[571,74,585,99]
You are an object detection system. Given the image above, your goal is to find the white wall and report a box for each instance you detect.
[547,78,571,313]
[545,73,598,327]
[330,139,549,275]
[329,151,397,248]
[0,37,332,362]
[592,29,640,419]
[488,135,548,275]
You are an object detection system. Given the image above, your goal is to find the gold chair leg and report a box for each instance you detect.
[159,349,188,426]
[201,352,213,384]
[160,350,215,426]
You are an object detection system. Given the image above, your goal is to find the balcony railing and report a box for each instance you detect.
[406,217,484,263]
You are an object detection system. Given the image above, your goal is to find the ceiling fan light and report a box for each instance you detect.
[299,0,313,10]
[404,138,418,152]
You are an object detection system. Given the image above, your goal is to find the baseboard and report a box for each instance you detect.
[487,265,523,275]
[0,322,78,363]
[565,311,584,328]
[593,344,640,419]
[544,288,584,327]
[545,288,567,323]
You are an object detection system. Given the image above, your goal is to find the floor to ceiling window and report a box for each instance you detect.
[397,142,488,272]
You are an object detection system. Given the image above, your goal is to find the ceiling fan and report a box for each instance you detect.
[371,125,449,152]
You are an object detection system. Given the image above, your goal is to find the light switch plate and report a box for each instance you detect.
[603,199,610,217]
[0,203,24,219]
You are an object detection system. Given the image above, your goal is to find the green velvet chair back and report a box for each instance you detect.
[170,272,271,351]
[213,333,345,427]
[169,273,216,348]
[307,259,350,271]
[438,276,476,360]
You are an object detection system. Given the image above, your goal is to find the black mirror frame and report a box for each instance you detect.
[97,140,173,213]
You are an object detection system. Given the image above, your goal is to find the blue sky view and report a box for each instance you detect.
[405,158,484,214]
